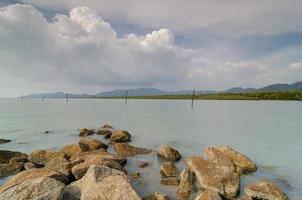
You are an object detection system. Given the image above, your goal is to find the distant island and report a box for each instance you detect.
[24,81,302,101]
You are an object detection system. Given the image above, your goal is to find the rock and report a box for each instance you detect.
[0,168,69,194]
[102,124,114,129]
[79,138,108,151]
[205,147,236,173]
[61,165,141,200]
[45,156,74,177]
[216,145,256,174]
[142,192,171,200]
[69,149,127,165]
[60,144,83,157]
[0,162,24,178]
[157,145,181,162]
[244,180,288,200]
[79,128,95,137]
[0,150,27,164]
[113,143,152,157]
[160,162,179,177]
[44,130,51,134]
[195,189,222,200]
[240,196,253,200]
[104,132,113,139]
[72,157,126,179]
[110,130,131,143]
[176,169,195,200]
[24,162,40,170]
[138,161,149,168]
[0,139,11,144]
[185,156,240,199]
[0,177,65,200]
[29,150,67,165]
[9,157,28,163]
[96,129,112,136]
[129,172,140,179]
[160,177,180,186]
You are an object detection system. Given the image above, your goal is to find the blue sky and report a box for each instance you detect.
[0,0,301,96]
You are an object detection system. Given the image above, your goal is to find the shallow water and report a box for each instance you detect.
[0,98,301,199]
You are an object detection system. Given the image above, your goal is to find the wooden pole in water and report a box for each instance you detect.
[125,90,128,104]
[21,95,23,101]
[41,95,46,101]
[66,93,69,103]
[191,88,195,108]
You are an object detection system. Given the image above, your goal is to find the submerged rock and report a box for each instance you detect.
[176,169,195,200]
[160,177,180,186]
[142,192,171,200]
[113,143,152,157]
[0,150,27,164]
[0,139,11,144]
[0,177,65,200]
[79,138,108,151]
[62,165,141,200]
[160,162,179,177]
[79,128,95,137]
[0,168,69,194]
[102,124,114,129]
[129,172,141,179]
[185,156,240,199]
[244,180,288,200]
[138,161,149,168]
[157,145,181,162]
[216,145,256,174]
[29,150,67,165]
[195,189,222,200]
[110,130,131,143]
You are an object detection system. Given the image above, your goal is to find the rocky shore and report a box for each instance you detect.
[0,124,289,200]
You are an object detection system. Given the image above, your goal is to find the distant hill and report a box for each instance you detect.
[25,81,302,98]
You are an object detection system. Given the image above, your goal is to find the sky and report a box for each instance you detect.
[0,0,302,97]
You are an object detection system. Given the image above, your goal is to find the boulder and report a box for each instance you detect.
[96,129,112,136]
[9,157,28,163]
[0,168,69,194]
[176,169,195,200]
[160,177,180,186]
[0,177,65,200]
[29,150,67,165]
[69,149,126,165]
[195,189,222,200]
[79,128,95,137]
[0,150,27,164]
[142,192,171,200]
[110,130,131,143]
[102,124,114,129]
[24,162,40,170]
[61,165,141,200]
[216,145,256,174]
[138,161,149,168]
[113,143,152,157]
[71,157,126,179]
[160,162,179,177]
[79,138,108,151]
[244,180,288,200]
[240,196,253,200]
[45,156,83,177]
[0,162,24,178]
[185,156,240,199]
[60,144,83,157]
[157,145,181,162]
[0,139,11,144]
[205,147,236,173]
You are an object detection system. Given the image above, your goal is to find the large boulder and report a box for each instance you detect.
[61,165,141,200]
[216,145,256,174]
[176,169,195,200]
[113,143,152,157]
[79,138,108,151]
[79,128,95,137]
[0,162,24,178]
[157,145,181,162]
[0,177,65,200]
[0,168,69,194]
[142,192,171,200]
[0,150,27,164]
[244,180,288,200]
[29,150,67,165]
[195,189,222,200]
[110,130,131,143]
[71,157,126,179]
[185,156,240,199]
[45,156,83,177]
[205,147,236,173]
[60,144,83,157]
[160,162,179,177]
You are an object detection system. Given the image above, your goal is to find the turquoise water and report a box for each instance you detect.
[0,98,301,199]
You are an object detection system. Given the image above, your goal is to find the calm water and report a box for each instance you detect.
[0,98,301,199]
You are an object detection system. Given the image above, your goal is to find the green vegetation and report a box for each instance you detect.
[97,91,302,101]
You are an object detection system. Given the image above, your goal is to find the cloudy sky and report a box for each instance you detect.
[0,0,302,97]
